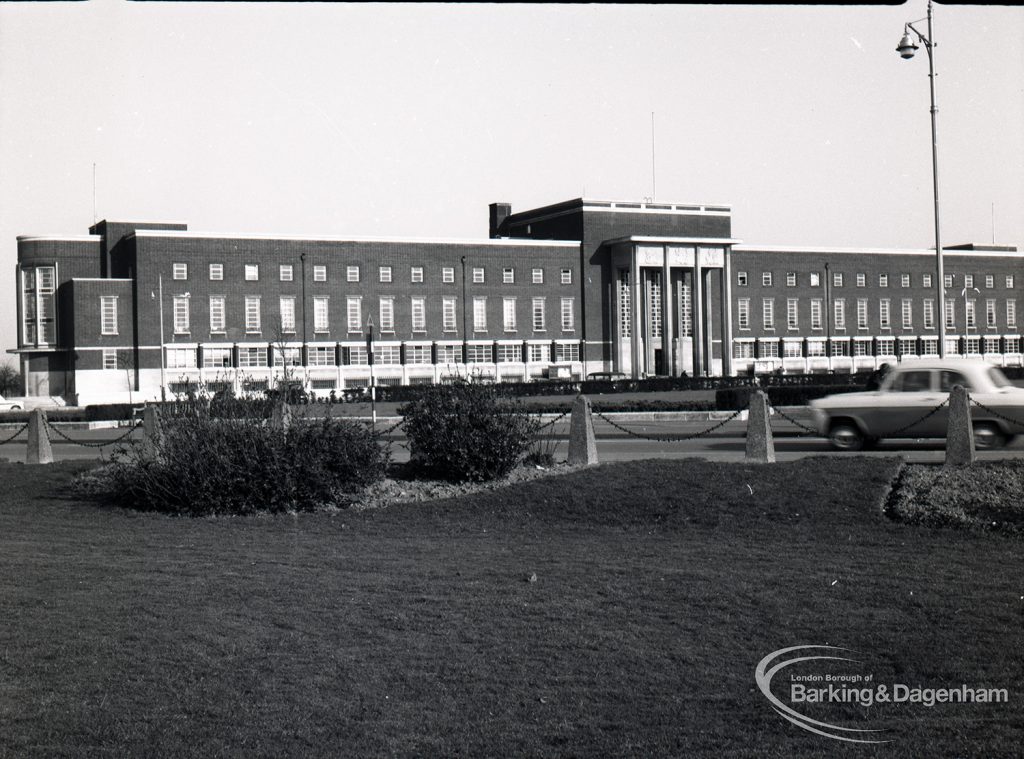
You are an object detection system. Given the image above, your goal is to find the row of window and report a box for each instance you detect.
[173,262,575,285]
[736,298,1018,331]
[99,295,577,336]
[732,335,1022,360]
[130,341,583,371]
[738,271,1016,290]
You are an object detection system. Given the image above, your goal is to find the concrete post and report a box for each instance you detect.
[26,409,53,465]
[744,390,776,463]
[271,401,292,432]
[567,394,598,466]
[944,385,975,467]
[143,404,162,442]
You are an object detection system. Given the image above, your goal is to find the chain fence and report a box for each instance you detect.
[44,419,143,449]
[0,423,30,446]
[766,404,819,437]
[969,398,1024,430]
[534,409,570,435]
[593,406,748,443]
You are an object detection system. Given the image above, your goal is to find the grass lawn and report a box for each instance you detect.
[1,458,1022,758]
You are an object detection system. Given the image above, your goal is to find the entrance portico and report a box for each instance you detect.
[609,236,739,378]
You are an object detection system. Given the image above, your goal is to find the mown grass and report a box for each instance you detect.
[1,458,1022,758]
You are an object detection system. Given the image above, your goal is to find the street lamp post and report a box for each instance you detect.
[824,263,832,373]
[157,274,167,402]
[365,315,376,428]
[897,0,946,357]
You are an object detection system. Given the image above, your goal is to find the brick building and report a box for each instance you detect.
[13,197,1023,405]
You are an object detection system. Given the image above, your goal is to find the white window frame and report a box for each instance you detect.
[762,299,775,330]
[313,265,327,282]
[101,296,118,335]
[244,296,261,332]
[473,297,487,332]
[411,266,424,283]
[532,297,546,331]
[209,296,226,333]
[442,297,457,332]
[347,265,360,283]
[532,268,544,284]
[379,266,392,284]
[245,264,259,282]
[347,297,362,332]
[561,269,573,285]
[280,296,296,333]
[411,297,426,332]
[737,298,750,330]
[503,268,515,284]
[173,296,190,334]
[172,263,188,281]
[209,263,223,281]
[503,297,517,332]
[442,267,455,284]
[379,297,395,332]
[473,267,485,284]
[314,297,329,333]
[561,297,574,331]
[279,264,293,282]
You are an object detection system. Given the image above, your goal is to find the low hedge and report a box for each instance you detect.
[715,384,866,410]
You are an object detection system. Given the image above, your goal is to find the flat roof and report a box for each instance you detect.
[132,230,580,247]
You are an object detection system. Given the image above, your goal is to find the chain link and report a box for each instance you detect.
[593,407,746,443]
[969,398,1024,430]
[0,423,30,446]
[45,420,143,448]
[377,418,404,436]
[534,409,570,434]
[767,405,820,436]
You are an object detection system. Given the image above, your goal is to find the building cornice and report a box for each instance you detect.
[132,230,580,248]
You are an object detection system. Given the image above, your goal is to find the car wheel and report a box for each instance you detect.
[829,423,865,452]
[973,422,1006,450]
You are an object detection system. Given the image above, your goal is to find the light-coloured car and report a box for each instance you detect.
[809,359,1024,451]
[0,394,22,412]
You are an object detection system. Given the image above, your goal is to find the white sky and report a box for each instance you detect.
[2,1,1022,356]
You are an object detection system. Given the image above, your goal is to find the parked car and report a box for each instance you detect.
[587,371,628,381]
[0,394,22,411]
[808,359,1024,451]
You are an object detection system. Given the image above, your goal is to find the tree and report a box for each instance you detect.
[0,362,23,397]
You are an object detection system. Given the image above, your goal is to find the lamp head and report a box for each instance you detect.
[896,31,918,59]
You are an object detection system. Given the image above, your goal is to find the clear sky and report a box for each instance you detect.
[1,1,1022,358]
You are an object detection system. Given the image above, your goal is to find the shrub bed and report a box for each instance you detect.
[399,383,540,482]
[82,408,389,515]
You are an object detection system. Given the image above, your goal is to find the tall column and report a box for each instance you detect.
[692,260,704,377]
[630,249,643,378]
[703,268,714,376]
[721,251,734,377]
[612,266,623,372]
[662,247,674,376]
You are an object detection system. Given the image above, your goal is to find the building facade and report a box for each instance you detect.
[13,198,1023,405]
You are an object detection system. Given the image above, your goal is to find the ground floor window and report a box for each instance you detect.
[759,340,779,359]
[555,343,580,362]
[528,344,551,363]
[733,341,754,359]
[466,345,491,363]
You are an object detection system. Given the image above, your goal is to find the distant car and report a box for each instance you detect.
[587,371,628,381]
[0,394,22,412]
[809,359,1024,451]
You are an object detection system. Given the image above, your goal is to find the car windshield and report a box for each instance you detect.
[938,370,973,392]
[988,367,1014,388]
[889,370,933,393]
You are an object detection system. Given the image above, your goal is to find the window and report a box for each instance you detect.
[555,343,580,362]
[347,297,362,332]
[466,344,491,364]
[618,270,631,338]
[436,344,459,364]
[314,265,327,282]
[832,272,844,288]
[901,274,910,288]
[1006,336,1020,354]
[810,300,822,330]
[786,272,797,287]
[274,347,301,367]
[406,345,432,365]
[759,340,779,359]
[921,338,939,356]
[503,268,515,284]
[411,298,425,332]
[902,299,913,329]
[733,341,754,359]
[347,265,360,283]
[964,274,974,289]
[309,346,335,366]
[173,263,188,280]
[856,299,868,329]
[762,299,775,330]
[497,343,521,363]
[984,336,1001,354]
[279,264,293,282]
[879,274,889,288]
[809,273,820,287]
[528,343,551,363]
[280,297,296,333]
[532,298,546,331]
[737,271,748,287]
[473,268,484,284]
[944,274,953,288]
[806,339,825,357]
[945,300,955,329]
[561,298,575,331]
[173,297,190,334]
[966,300,976,329]
[893,370,932,393]
[783,340,802,358]
[442,267,455,284]
[834,299,845,329]
[879,299,891,329]
[532,268,544,284]
[21,266,55,346]
[1008,300,1017,328]
[245,264,259,281]
[379,297,395,331]
[985,275,994,289]
[442,298,457,331]
[373,346,401,365]
[923,274,932,288]
[1007,275,1015,289]
[787,299,799,329]
[209,263,223,281]
[762,272,773,287]
[737,299,750,330]
[923,299,935,330]
[238,346,268,368]
[101,296,118,335]
[203,347,232,369]
[853,339,871,357]
[411,266,423,283]
[209,296,225,332]
[314,297,329,332]
[473,297,487,331]
[379,266,392,283]
[986,299,997,328]
[103,348,118,370]
[830,340,850,357]
[245,297,261,332]
[855,273,865,288]
[561,269,573,285]
[503,298,516,331]
[965,336,981,355]
[344,346,368,365]
[877,337,896,356]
